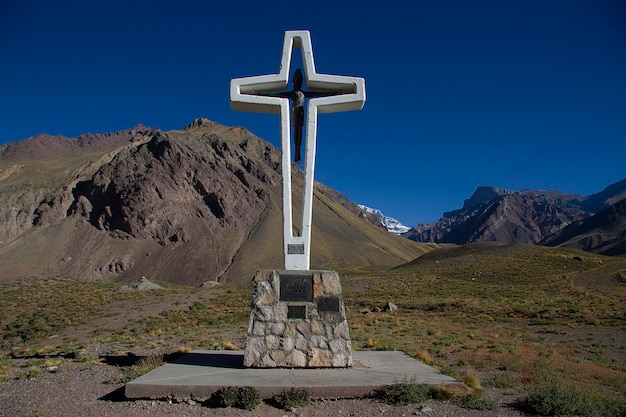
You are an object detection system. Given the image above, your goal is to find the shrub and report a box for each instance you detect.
[235,387,262,410]
[0,354,15,381]
[213,386,262,410]
[43,358,63,368]
[523,384,626,417]
[461,369,482,391]
[379,379,431,405]
[223,341,239,350]
[414,349,435,364]
[273,388,311,410]
[524,384,584,416]
[18,366,44,380]
[3,311,54,342]
[214,387,239,408]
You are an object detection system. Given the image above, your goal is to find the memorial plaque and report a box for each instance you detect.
[280,274,313,302]
[318,296,340,312]
[287,305,307,319]
[287,244,305,254]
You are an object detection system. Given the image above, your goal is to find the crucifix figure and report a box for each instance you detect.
[260,67,342,163]
[230,30,366,270]
[289,68,307,163]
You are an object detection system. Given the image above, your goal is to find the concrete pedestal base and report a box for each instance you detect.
[125,350,466,401]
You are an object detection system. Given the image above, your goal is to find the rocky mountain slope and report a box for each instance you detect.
[0,124,155,161]
[404,181,626,254]
[542,198,626,255]
[0,119,435,285]
[572,178,626,213]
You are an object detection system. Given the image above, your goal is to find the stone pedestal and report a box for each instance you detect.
[244,270,352,368]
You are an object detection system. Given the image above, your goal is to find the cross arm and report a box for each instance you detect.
[230,74,289,114]
[305,70,366,114]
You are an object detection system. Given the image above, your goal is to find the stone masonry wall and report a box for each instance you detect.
[244,269,352,368]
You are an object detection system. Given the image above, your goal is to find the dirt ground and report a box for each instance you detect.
[0,359,527,417]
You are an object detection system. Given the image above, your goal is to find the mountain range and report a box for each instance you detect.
[0,118,434,285]
[1,118,623,288]
[402,180,626,255]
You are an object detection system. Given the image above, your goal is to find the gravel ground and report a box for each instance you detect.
[0,361,527,417]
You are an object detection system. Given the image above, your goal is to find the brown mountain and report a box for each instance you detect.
[572,178,626,213]
[404,181,626,254]
[0,118,434,285]
[0,125,154,161]
[542,198,626,255]
[405,190,587,245]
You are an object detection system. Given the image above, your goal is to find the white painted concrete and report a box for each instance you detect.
[230,30,366,270]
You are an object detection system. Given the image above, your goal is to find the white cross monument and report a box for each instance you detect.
[230,30,366,270]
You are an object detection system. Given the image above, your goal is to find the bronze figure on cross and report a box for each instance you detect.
[261,68,340,163]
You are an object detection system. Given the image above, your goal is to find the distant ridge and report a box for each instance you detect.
[0,125,155,161]
[543,198,626,256]
[573,178,626,213]
[404,180,626,255]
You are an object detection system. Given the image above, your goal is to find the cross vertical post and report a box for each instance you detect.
[230,30,366,270]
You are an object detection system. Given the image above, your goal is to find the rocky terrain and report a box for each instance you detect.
[0,124,155,161]
[0,118,433,285]
[404,181,626,254]
[543,197,626,255]
[2,243,624,416]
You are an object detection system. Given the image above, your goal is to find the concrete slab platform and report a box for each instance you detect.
[125,350,463,400]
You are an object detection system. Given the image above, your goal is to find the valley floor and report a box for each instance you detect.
[1,244,624,416]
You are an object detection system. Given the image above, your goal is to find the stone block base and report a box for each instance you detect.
[244,270,352,368]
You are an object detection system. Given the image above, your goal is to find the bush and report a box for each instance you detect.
[273,388,311,410]
[214,387,239,408]
[236,387,262,410]
[0,354,15,381]
[18,366,44,380]
[379,379,431,405]
[461,369,482,391]
[523,384,626,417]
[3,311,54,342]
[213,386,262,410]
[525,384,585,416]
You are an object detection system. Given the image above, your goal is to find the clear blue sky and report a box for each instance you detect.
[1,0,625,226]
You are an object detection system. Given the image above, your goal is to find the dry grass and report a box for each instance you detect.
[0,243,624,414]
[343,243,626,414]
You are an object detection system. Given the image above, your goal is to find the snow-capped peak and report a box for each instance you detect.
[358,204,410,235]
